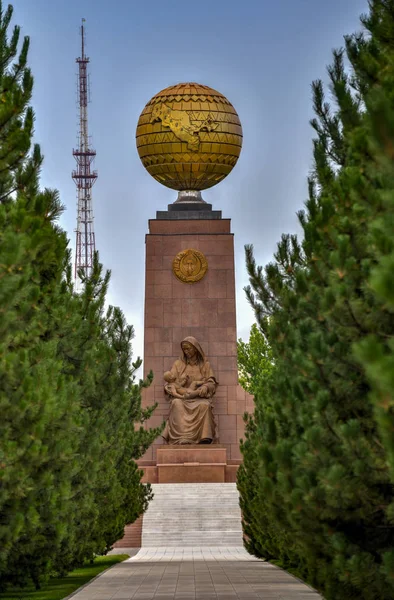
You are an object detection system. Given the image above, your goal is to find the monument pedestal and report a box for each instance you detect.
[138,203,254,481]
[139,445,240,484]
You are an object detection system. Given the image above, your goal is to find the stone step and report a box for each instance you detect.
[141,482,243,548]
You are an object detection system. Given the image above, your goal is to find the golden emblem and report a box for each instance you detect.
[136,82,243,192]
[173,249,208,284]
[150,103,218,151]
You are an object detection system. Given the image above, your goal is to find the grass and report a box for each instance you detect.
[0,555,129,600]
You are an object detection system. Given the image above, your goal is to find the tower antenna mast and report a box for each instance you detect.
[72,18,97,285]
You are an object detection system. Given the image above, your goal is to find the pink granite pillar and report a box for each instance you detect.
[140,213,248,475]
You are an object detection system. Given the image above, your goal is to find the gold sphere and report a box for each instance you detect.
[136,82,243,192]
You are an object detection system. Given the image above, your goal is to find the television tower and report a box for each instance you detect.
[72,19,97,285]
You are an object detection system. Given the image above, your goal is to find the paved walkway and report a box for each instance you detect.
[73,548,322,599]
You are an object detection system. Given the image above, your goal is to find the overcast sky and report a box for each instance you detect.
[14,0,367,361]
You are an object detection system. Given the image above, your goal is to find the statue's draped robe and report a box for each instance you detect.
[162,338,218,445]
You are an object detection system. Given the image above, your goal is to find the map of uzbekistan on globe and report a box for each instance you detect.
[136,82,243,192]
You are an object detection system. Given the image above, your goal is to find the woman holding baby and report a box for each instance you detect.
[162,336,218,445]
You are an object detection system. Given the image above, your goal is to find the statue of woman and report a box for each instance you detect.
[162,336,218,445]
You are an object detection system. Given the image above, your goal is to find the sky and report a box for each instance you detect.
[13,0,368,362]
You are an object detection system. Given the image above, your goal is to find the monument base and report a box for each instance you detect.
[139,445,240,484]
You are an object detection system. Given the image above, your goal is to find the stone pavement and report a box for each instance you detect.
[73,547,322,599]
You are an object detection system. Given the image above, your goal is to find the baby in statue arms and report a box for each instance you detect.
[163,371,205,400]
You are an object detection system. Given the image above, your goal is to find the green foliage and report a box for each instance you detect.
[0,555,129,600]
[238,1,394,599]
[0,2,160,590]
[237,323,274,396]
[237,325,287,561]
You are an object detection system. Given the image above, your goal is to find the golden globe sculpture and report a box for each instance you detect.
[136,83,242,199]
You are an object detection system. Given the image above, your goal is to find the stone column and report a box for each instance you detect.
[139,202,254,480]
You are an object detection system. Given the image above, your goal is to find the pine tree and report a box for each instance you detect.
[237,323,300,569]
[239,1,394,598]
[0,2,160,588]
[0,2,77,587]
[351,0,394,581]
[50,257,161,575]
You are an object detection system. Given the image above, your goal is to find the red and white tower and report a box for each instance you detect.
[72,19,97,285]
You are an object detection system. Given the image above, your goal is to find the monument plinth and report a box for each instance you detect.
[156,445,228,483]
